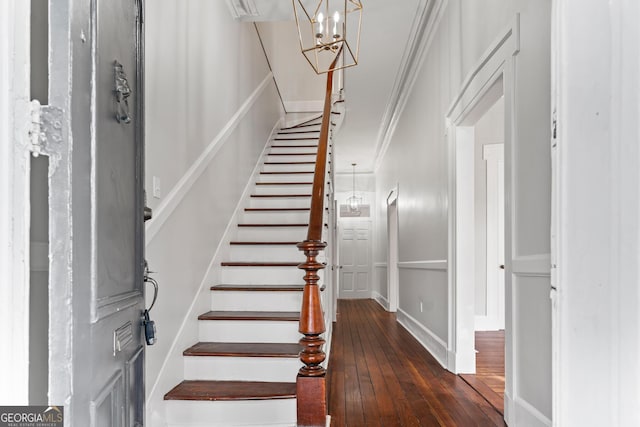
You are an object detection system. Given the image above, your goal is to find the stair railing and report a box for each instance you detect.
[296,53,341,427]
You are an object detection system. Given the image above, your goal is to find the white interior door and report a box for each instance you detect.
[482,143,505,330]
[338,221,371,299]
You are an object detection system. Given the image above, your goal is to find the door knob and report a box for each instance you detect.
[499,265,505,270]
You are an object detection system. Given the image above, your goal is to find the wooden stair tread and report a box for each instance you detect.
[184,342,301,357]
[260,171,313,175]
[164,380,296,401]
[268,152,316,156]
[211,284,304,291]
[264,161,315,165]
[277,130,320,135]
[229,241,300,245]
[250,194,311,198]
[271,145,318,148]
[198,311,300,321]
[273,137,319,141]
[238,223,308,227]
[280,123,321,130]
[244,208,310,211]
[221,262,299,267]
[255,182,313,185]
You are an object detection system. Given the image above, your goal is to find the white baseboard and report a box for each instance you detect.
[372,291,389,311]
[396,308,448,368]
[505,391,552,427]
[474,315,502,331]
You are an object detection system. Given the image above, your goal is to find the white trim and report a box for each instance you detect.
[373,0,448,171]
[397,260,447,271]
[374,262,387,268]
[372,291,389,311]
[512,254,551,277]
[505,393,552,427]
[283,100,323,113]
[145,73,274,243]
[446,16,520,121]
[397,308,448,369]
[145,118,283,411]
[445,15,519,376]
[0,0,31,405]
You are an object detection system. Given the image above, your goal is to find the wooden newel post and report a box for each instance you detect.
[297,239,328,427]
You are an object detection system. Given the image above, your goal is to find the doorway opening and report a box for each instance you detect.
[387,189,399,312]
[457,96,506,414]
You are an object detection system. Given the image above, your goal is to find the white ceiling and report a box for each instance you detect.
[227,0,427,173]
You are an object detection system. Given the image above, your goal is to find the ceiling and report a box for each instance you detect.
[226,0,428,173]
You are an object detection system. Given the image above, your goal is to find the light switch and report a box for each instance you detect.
[152,176,161,199]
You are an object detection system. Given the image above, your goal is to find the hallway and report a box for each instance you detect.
[328,300,505,426]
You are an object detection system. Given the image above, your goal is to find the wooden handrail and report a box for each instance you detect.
[296,52,341,427]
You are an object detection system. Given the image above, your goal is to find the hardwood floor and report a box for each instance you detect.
[328,300,506,426]
[459,331,506,415]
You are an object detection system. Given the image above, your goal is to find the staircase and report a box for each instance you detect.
[163,117,326,427]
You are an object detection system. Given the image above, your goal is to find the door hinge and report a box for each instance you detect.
[28,100,63,157]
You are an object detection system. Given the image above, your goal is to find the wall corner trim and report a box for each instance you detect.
[145,72,274,243]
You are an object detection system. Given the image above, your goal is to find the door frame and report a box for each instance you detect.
[445,16,519,380]
[386,187,399,312]
[0,0,32,404]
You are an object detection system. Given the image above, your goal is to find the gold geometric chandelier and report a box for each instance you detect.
[292,0,363,74]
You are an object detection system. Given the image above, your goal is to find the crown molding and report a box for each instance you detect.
[373,0,449,172]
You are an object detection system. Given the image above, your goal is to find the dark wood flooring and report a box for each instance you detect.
[328,300,506,426]
[459,331,506,415]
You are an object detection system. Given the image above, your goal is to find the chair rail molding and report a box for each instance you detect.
[146,72,275,243]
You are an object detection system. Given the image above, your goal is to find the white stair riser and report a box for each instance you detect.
[258,173,314,183]
[165,399,296,427]
[236,227,307,241]
[221,266,305,284]
[266,154,316,163]
[211,290,302,311]
[184,356,301,382]
[269,147,317,154]
[199,320,300,343]
[230,245,301,262]
[249,197,311,209]
[273,135,319,140]
[221,266,324,285]
[241,211,309,224]
[253,185,313,195]
[262,163,315,173]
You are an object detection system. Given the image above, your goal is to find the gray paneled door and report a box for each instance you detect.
[47,0,146,425]
[89,1,145,426]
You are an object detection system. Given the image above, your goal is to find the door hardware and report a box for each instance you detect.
[114,60,132,124]
[142,261,158,345]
